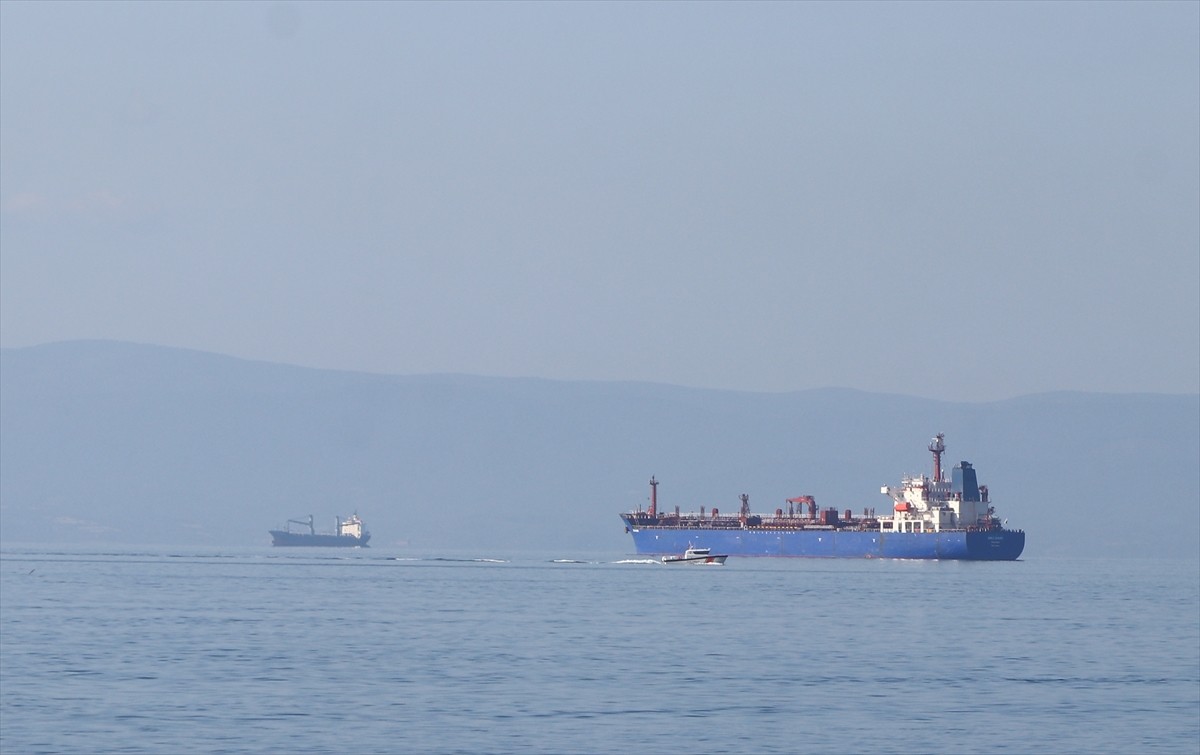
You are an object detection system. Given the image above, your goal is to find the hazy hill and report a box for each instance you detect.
[2,340,1197,558]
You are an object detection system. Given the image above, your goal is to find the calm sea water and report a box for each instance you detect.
[2,546,1197,755]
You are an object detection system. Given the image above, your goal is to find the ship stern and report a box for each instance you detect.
[965,529,1025,560]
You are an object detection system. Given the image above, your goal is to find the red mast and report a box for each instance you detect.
[929,433,946,481]
[649,476,658,518]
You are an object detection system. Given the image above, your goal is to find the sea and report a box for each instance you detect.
[1,546,1197,755]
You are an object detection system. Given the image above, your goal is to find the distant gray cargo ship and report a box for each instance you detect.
[269,513,370,547]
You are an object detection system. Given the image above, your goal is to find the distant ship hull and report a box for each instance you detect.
[269,530,369,547]
[624,525,1023,561]
[269,512,369,547]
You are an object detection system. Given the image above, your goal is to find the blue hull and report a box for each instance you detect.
[269,531,370,547]
[624,524,1023,560]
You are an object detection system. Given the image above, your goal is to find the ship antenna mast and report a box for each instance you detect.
[929,433,946,481]
[649,476,658,518]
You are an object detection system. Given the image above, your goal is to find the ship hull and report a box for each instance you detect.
[269,531,370,547]
[623,522,1023,561]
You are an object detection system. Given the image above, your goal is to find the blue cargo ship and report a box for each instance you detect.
[621,434,1024,560]
[269,513,370,547]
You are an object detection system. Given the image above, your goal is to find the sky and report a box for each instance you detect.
[1,1,1197,402]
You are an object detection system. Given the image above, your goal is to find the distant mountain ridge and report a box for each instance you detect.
[2,340,1197,558]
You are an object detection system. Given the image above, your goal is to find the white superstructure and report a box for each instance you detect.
[337,513,365,539]
[878,434,995,534]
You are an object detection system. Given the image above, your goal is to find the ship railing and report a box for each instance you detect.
[642,518,862,532]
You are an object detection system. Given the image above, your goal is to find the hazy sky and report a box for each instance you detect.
[2,1,1197,401]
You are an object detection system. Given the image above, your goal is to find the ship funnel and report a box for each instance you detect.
[951,461,980,501]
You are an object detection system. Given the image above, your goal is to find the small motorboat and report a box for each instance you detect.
[661,546,727,565]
